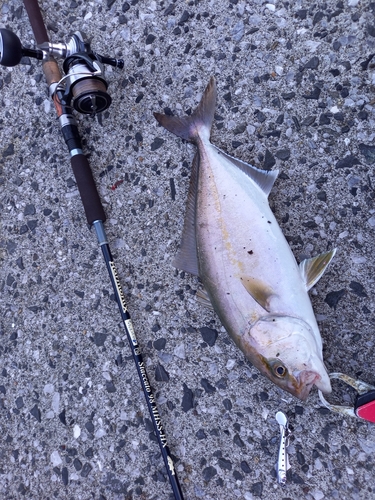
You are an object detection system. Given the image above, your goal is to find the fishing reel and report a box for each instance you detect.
[0,28,123,115]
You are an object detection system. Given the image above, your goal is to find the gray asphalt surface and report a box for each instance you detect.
[1,1,375,499]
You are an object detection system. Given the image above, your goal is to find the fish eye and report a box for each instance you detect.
[269,359,288,378]
[275,365,286,377]
[267,358,289,379]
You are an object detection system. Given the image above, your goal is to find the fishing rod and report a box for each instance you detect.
[0,1,184,498]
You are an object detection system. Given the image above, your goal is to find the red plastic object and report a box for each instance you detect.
[356,400,375,423]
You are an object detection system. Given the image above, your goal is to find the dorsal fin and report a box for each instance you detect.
[212,145,279,197]
[172,153,200,276]
[299,249,336,291]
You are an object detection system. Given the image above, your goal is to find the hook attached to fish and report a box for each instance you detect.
[275,411,292,485]
[318,372,375,423]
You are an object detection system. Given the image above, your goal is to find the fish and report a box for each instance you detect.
[154,77,335,401]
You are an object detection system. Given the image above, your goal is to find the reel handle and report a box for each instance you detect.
[0,29,43,67]
[0,29,23,66]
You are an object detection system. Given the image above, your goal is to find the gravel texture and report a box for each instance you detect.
[1,1,375,499]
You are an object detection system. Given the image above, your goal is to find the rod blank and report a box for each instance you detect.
[93,221,184,499]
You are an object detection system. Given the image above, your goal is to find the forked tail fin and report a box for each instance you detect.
[154,76,217,144]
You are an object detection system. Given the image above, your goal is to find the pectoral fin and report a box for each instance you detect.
[299,248,336,291]
[241,277,278,312]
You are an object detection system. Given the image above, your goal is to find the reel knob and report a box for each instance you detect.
[0,28,23,67]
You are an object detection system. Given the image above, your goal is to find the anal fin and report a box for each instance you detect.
[173,153,200,276]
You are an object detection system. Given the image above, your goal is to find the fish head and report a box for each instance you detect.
[244,315,331,401]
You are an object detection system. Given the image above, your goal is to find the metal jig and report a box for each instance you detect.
[275,411,291,485]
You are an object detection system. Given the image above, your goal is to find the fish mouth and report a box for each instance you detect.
[293,370,332,401]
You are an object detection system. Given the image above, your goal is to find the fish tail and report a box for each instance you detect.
[154,76,216,144]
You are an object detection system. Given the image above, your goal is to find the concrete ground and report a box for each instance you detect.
[1,0,375,499]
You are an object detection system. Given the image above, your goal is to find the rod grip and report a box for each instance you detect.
[23,0,49,44]
[71,154,106,225]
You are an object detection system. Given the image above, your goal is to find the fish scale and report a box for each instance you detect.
[154,77,336,401]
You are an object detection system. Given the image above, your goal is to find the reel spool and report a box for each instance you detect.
[63,56,112,114]
[71,78,111,115]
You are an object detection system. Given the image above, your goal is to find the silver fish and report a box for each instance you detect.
[154,77,335,400]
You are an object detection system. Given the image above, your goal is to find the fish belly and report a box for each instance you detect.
[195,142,318,346]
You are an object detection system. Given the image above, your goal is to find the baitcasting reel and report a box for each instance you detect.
[0,28,123,115]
